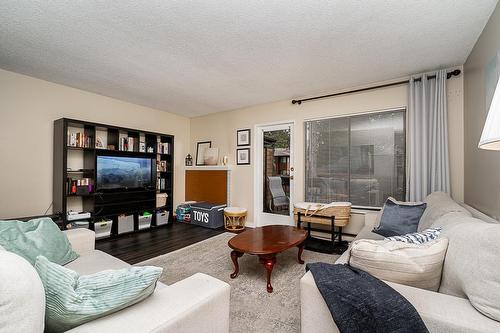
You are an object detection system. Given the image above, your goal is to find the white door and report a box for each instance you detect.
[254,122,295,226]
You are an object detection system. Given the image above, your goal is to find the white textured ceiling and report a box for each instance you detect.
[0,1,497,117]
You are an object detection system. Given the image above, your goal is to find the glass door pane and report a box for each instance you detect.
[263,128,291,215]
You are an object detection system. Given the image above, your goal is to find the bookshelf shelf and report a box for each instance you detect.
[54,118,174,233]
[67,146,95,151]
[66,193,95,197]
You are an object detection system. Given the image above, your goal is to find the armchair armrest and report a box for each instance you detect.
[68,273,231,333]
[64,228,95,255]
[301,271,340,333]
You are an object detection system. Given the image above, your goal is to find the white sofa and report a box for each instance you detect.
[3,228,230,333]
[301,192,500,333]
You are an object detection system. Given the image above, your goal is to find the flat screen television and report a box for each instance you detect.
[96,155,153,191]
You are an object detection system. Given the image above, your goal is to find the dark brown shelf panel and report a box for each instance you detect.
[68,146,162,157]
[67,146,94,151]
[67,169,94,173]
[66,193,95,197]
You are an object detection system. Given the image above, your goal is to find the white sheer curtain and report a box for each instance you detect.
[407,69,450,201]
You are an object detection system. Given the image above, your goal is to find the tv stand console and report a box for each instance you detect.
[53,118,174,236]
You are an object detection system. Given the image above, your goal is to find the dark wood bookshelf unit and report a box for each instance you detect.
[53,118,174,236]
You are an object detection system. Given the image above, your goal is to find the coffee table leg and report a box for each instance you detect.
[259,255,276,293]
[297,242,305,264]
[230,251,243,279]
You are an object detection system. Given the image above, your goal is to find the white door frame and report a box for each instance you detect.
[253,120,295,227]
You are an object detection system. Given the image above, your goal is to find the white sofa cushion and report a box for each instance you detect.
[335,224,384,265]
[388,281,500,333]
[439,218,500,322]
[349,237,448,291]
[418,192,471,231]
[0,250,45,333]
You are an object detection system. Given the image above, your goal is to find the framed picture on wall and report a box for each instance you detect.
[236,148,251,165]
[237,129,251,146]
[196,141,211,166]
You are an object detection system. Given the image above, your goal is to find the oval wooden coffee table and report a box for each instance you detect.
[228,225,307,293]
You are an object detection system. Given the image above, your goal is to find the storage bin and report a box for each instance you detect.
[190,202,226,229]
[176,204,192,222]
[138,213,152,230]
[118,214,135,234]
[68,220,90,230]
[156,210,170,226]
[94,219,112,239]
[156,193,168,208]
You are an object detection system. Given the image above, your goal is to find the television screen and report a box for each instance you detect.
[96,155,152,190]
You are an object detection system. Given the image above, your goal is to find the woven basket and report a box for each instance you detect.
[293,202,351,227]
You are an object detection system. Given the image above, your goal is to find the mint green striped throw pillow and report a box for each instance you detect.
[34,255,162,333]
[0,218,78,265]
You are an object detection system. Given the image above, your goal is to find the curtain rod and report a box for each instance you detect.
[291,69,461,105]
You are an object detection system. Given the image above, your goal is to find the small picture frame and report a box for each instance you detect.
[95,137,104,149]
[237,129,251,146]
[196,141,212,166]
[236,148,251,165]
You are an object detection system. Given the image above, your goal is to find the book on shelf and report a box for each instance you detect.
[68,132,93,148]
[157,177,171,191]
[118,136,137,152]
[128,137,134,152]
[157,142,171,155]
[66,177,94,195]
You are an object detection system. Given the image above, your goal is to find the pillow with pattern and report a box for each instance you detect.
[385,227,441,244]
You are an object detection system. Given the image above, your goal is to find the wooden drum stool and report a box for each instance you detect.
[224,207,247,232]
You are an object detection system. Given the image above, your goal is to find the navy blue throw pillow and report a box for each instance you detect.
[373,198,427,237]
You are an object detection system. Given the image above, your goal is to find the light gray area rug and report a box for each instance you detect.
[139,232,339,333]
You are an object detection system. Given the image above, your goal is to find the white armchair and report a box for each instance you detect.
[63,228,230,333]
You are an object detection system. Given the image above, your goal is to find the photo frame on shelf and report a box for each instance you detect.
[196,141,212,166]
[236,147,251,165]
[237,129,251,146]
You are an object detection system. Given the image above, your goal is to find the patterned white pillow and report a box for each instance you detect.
[385,227,441,244]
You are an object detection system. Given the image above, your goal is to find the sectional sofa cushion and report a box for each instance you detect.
[0,218,79,265]
[418,192,471,231]
[34,255,163,333]
[438,218,500,322]
[349,237,448,291]
[373,197,427,237]
[0,250,45,333]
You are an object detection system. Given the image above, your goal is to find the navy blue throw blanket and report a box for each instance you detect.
[306,263,429,333]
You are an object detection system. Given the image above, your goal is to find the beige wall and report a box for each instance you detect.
[464,3,500,219]
[0,65,466,222]
[191,76,464,226]
[0,69,190,219]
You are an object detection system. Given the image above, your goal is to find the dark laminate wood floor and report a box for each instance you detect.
[96,222,226,264]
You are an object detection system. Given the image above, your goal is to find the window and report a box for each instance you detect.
[305,109,406,207]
